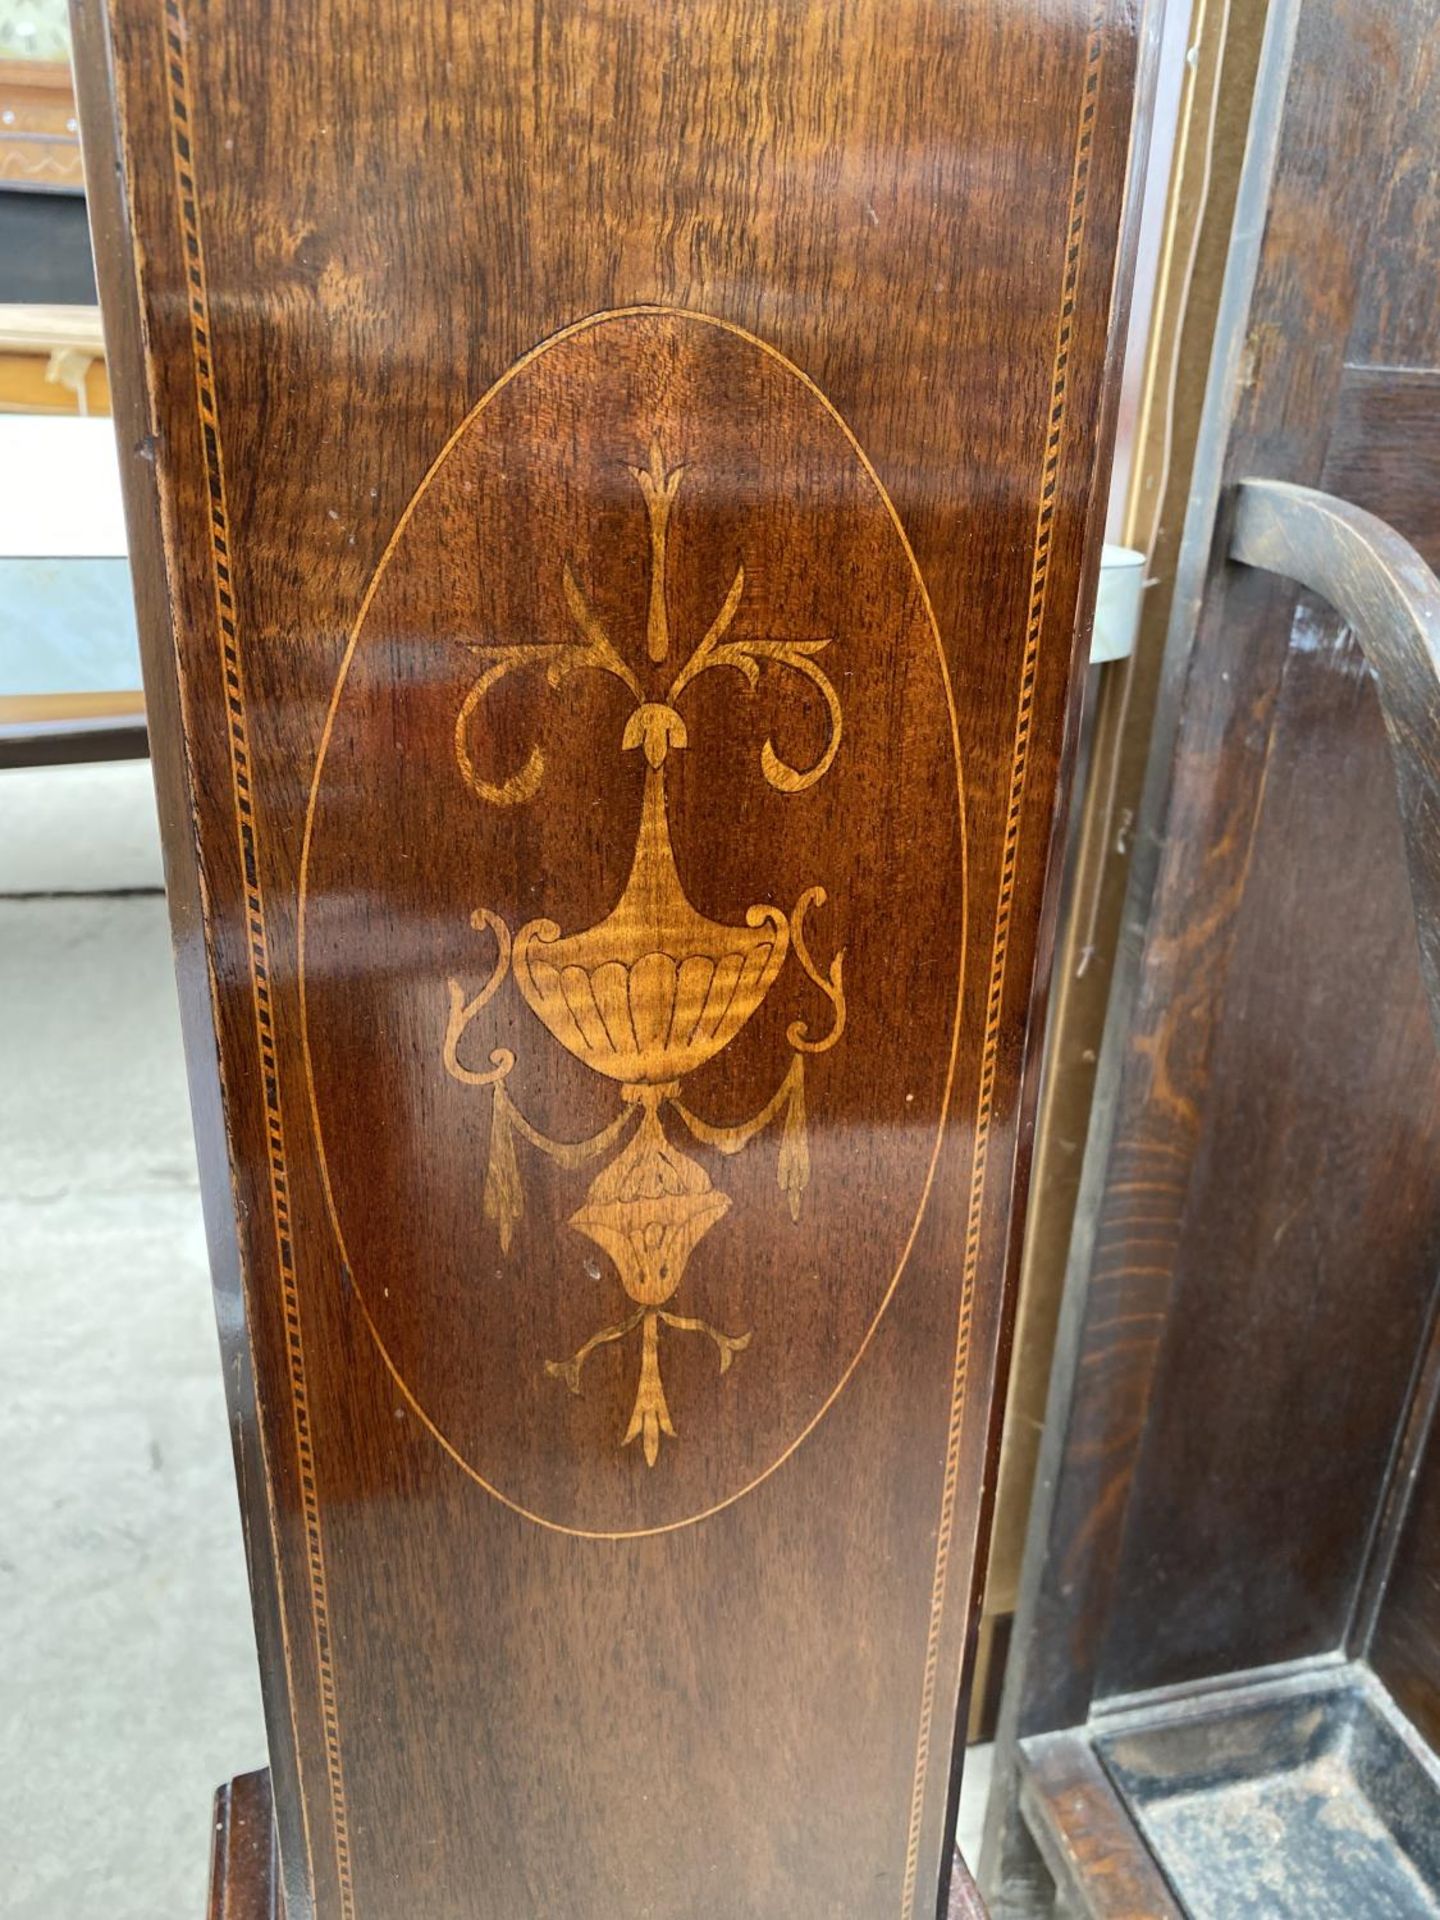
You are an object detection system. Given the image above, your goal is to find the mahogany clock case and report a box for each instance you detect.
[70,0,1151,1914]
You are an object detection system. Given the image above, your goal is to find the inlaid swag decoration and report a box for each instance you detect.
[441,442,847,1465]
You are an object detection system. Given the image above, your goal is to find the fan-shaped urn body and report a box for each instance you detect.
[513,763,789,1089]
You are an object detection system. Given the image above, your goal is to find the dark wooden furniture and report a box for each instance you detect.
[983,0,1440,1911]
[72,1,1152,1912]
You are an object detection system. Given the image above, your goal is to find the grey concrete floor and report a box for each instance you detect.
[1,778,267,1917]
[0,762,992,1915]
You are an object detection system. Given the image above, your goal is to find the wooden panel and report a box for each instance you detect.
[303,308,963,1536]
[74,1,1144,1915]
[1357,370,1440,1733]
[986,0,1440,1909]
[1345,34,1440,373]
[1089,366,1440,1696]
[1326,370,1440,556]
[1093,589,1440,1693]
[1005,0,1440,1741]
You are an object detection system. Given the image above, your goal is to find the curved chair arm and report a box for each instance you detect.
[1231,478,1440,1043]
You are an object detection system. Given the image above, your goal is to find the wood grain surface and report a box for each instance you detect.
[209,1772,283,1920]
[1006,0,1440,1742]
[987,0,1440,1909]
[1017,1736,1184,1920]
[72,1,1145,1913]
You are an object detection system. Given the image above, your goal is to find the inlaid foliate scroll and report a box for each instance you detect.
[305,309,956,1534]
[73,1,1144,1914]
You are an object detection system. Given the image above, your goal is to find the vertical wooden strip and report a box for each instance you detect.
[900,10,1109,1914]
[161,4,354,1911]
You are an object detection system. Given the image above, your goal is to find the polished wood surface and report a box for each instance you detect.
[74,1,1146,1913]
[305,309,962,1534]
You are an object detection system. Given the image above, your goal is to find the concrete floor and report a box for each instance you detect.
[0,760,992,1915]
[2,764,266,1919]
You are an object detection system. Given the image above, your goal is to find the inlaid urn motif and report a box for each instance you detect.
[302,304,965,1534]
[443,443,845,1465]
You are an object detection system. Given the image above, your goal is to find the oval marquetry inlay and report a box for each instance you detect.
[301,307,965,1536]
